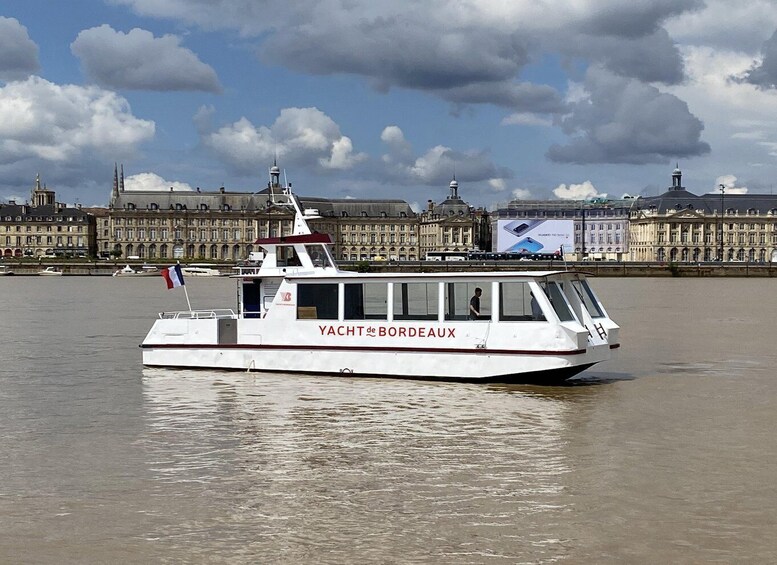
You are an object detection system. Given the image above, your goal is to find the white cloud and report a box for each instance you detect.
[511,187,533,199]
[71,25,222,92]
[123,172,193,191]
[501,113,553,127]
[200,107,365,174]
[711,174,748,194]
[380,125,413,164]
[0,17,39,81]
[0,76,154,163]
[319,136,366,169]
[667,46,777,171]
[378,131,511,187]
[666,0,777,53]
[553,180,602,200]
[488,178,506,191]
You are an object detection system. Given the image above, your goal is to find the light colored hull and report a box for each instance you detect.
[142,346,610,381]
[141,317,617,382]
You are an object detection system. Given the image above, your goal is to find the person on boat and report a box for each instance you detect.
[530,293,545,321]
[469,287,482,320]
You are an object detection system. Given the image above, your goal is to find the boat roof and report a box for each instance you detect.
[255,233,333,245]
[283,270,586,282]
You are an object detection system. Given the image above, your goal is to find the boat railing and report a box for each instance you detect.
[159,309,237,320]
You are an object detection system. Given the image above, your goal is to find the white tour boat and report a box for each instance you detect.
[38,266,63,276]
[0,265,14,276]
[141,174,619,383]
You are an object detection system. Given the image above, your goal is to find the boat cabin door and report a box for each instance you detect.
[241,278,282,318]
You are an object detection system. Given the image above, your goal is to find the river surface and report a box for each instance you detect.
[1,276,775,563]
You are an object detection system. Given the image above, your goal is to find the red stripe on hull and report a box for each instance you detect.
[140,343,588,356]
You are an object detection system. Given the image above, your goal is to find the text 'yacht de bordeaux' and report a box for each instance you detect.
[140,168,620,383]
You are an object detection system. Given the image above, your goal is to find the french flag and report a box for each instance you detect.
[161,264,185,289]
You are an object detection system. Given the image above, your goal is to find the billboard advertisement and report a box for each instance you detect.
[496,219,574,254]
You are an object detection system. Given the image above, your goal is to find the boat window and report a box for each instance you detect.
[344,283,388,320]
[297,284,338,320]
[545,282,575,322]
[307,244,331,268]
[393,282,439,320]
[500,282,545,321]
[277,245,301,266]
[571,280,605,318]
[445,282,490,321]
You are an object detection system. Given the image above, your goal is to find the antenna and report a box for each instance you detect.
[283,169,290,195]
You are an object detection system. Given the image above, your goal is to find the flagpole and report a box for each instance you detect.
[177,261,192,312]
[182,283,192,312]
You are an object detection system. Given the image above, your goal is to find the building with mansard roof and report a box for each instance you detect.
[105,163,421,261]
[418,177,487,258]
[0,175,96,258]
[629,166,777,262]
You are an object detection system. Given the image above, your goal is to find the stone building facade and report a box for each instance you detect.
[418,178,486,259]
[104,164,421,261]
[628,167,777,263]
[0,175,96,258]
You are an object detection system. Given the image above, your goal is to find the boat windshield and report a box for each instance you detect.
[571,279,605,318]
[543,282,575,322]
[307,244,332,268]
[277,245,301,266]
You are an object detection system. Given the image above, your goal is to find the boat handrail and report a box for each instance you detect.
[159,309,237,320]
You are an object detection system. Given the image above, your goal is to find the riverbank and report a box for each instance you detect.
[1,259,776,276]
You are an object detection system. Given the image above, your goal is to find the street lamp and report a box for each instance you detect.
[719,183,725,262]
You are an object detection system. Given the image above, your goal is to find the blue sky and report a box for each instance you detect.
[3,0,777,209]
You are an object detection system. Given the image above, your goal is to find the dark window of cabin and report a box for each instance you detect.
[345,283,387,319]
[297,283,338,320]
[392,282,438,320]
[242,279,262,318]
[500,281,544,321]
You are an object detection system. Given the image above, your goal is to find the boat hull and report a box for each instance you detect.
[141,342,614,383]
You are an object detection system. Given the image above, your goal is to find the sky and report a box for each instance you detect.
[3,0,777,210]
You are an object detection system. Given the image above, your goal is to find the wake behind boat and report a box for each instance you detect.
[141,168,620,383]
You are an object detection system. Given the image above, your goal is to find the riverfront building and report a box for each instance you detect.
[492,197,632,260]
[0,175,96,258]
[104,164,421,262]
[628,167,777,263]
[419,178,488,258]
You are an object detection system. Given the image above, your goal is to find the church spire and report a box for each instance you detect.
[120,163,125,192]
[112,163,120,201]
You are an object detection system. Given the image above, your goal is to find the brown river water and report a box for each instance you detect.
[0,276,775,563]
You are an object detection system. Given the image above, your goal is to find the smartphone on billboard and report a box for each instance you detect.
[503,219,543,237]
[508,237,544,254]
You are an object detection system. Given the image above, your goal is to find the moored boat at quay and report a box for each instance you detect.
[113,264,159,277]
[180,265,224,277]
[141,171,619,383]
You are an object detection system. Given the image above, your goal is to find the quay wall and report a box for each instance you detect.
[3,260,774,277]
